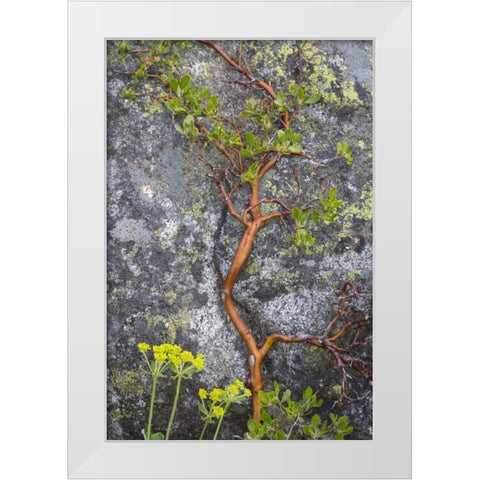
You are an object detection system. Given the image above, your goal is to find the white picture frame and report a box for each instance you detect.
[68,1,411,478]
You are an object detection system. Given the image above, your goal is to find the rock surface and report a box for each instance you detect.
[106,40,373,440]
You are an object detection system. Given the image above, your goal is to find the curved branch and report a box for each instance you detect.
[199,40,277,100]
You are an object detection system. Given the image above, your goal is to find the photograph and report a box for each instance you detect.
[106,40,373,441]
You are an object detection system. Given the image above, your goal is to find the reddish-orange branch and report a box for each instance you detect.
[199,40,277,100]
[221,219,266,420]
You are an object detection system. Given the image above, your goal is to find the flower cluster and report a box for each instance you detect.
[137,341,205,440]
[137,342,204,379]
[197,379,252,439]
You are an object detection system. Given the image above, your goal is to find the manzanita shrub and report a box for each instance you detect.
[114,40,372,434]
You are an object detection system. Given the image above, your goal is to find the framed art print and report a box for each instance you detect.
[68,1,411,478]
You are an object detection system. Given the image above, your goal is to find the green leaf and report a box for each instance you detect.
[179,75,190,90]
[247,419,257,433]
[241,161,261,183]
[303,386,313,400]
[281,389,291,403]
[311,414,320,429]
[151,432,165,440]
[260,409,272,423]
[320,420,328,434]
[273,381,280,394]
[117,41,130,54]
[335,433,344,440]
[292,207,301,221]
[304,93,321,104]
[168,74,178,92]
[134,64,146,78]
[338,416,350,430]
[183,114,195,128]
[275,92,286,105]
[245,131,255,149]
[258,390,269,403]
[303,425,314,436]
[141,428,148,440]
[288,144,303,153]
[206,96,218,112]
[174,123,183,134]
[276,429,286,440]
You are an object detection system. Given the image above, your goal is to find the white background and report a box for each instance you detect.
[0,1,478,479]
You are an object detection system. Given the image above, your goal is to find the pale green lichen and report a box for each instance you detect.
[246,261,260,275]
[110,409,134,422]
[341,182,373,224]
[111,369,144,397]
[145,309,190,343]
[143,98,164,118]
[345,270,360,281]
[303,345,325,367]
[274,43,295,77]
[187,246,200,264]
[341,80,363,106]
[155,220,179,248]
[145,314,166,328]
[263,179,277,197]
[330,384,342,396]
[165,291,177,306]
[272,270,300,285]
[180,202,203,219]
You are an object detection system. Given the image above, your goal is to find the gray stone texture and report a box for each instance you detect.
[107,40,373,440]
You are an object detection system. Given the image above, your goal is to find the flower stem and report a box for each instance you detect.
[199,420,209,440]
[165,375,182,440]
[213,416,224,440]
[146,374,157,440]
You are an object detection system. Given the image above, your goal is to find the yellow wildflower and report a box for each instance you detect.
[235,379,244,389]
[153,343,179,354]
[169,354,182,367]
[209,388,225,403]
[212,406,225,418]
[154,351,167,363]
[198,388,208,400]
[152,344,166,353]
[244,388,252,397]
[137,342,151,353]
[192,354,205,371]
[180,350,194,363]
[226,384,240,396]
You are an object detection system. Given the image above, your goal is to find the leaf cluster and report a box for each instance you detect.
[246,382,353,440]
[288,187,344,254]
[336,141,354,165]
